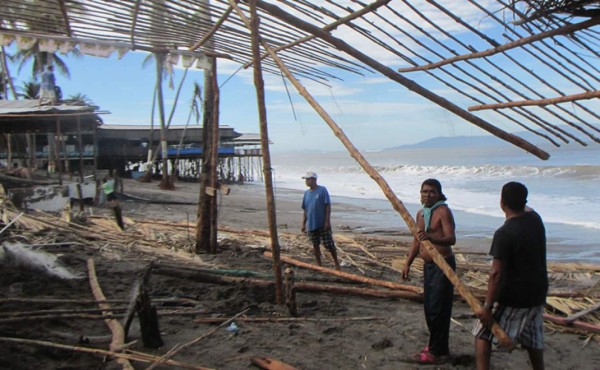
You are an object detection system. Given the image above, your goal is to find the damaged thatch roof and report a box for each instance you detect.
[1,0,598,159]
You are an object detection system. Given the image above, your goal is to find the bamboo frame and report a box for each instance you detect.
[398,14,600,72]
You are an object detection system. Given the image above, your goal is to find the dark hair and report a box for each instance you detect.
[501,182,528,211]
[421,178,447,201]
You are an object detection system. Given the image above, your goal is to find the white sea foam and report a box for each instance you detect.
[272,144,600,256]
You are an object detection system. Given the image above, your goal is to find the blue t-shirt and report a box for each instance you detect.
[302,185,330,232]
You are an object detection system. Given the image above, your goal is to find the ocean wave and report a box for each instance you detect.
[335,164,600,181]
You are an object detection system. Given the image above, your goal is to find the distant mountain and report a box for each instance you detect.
[389,132,546,150]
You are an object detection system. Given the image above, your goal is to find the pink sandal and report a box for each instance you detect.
[415,351,445,365]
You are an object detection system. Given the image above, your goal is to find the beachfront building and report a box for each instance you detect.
[0,100,263,183]
[97,125,263,182]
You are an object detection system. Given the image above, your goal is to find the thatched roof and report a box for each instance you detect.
[1,0,598,159]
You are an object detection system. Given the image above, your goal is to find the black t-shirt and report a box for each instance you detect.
[489,211,548,307]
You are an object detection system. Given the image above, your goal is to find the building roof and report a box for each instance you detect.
[0,100,103,133]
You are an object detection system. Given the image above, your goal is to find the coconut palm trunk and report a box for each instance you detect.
[155,53,174,190]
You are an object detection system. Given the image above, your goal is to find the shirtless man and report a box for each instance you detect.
[402,178,456,364]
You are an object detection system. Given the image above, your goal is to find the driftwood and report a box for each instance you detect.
[251,355,298,370]
[544,313,600,334]
[87,258,134,370]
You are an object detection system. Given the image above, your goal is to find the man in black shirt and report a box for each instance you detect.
[473,182,548,370]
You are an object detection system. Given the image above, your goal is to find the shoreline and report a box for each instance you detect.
[117,179,597,263]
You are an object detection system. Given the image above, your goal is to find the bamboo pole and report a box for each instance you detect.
[248,0,284,305]
[0,336,209,370]
[87,258,134,370]
[398,17,600,72]
[252,0,548,160]
[265,252,421,293]
[243,0,391,69]
[469,90,600,112]
[189,6,233,51]
[246,1,514,348]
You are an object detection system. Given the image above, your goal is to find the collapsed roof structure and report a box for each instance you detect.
[1,0,598,160]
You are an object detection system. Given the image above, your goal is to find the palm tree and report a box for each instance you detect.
[17,80,40,99]
[67,92,95,106]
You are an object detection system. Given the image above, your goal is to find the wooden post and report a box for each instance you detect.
[248,0,284,304]
[76,116,85,211]
[284,268,297,316]
[209,59,219,254]
[239,1,514,349]
[55,118,63,185]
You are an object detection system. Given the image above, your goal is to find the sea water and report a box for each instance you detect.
[271,142,600,262]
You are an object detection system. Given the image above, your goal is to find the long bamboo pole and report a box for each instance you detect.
[242,0,514,349]
[246,0,283,304]
[265,252,422,294]
[469,90,600,112]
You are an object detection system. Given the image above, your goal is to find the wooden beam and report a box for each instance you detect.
[130,0,143,46]
[399,16,600,73]
[188,6,233,51]
[469,89,600,111]
[56,0,72,37]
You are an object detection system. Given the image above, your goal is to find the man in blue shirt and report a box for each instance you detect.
[301,171,341,270]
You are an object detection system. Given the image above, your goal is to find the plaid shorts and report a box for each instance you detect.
[307,228,336,252]
[472,304,544,350]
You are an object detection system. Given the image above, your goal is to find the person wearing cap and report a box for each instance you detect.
[301,171,341,270]
[402,178,456,364]
[472,182,547,370]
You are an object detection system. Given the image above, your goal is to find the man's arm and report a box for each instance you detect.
[301,210,307,233]
[402,237,420,280]
[324,204,331,231]
[477,257,503,326]
[402,210,423,280]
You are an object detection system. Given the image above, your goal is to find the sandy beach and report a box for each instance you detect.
[0,178,599,369]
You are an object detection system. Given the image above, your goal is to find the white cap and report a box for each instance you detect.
[302,171,318,179]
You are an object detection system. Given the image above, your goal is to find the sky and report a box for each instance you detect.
[7,46,481,154]
[3,1,594,154]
